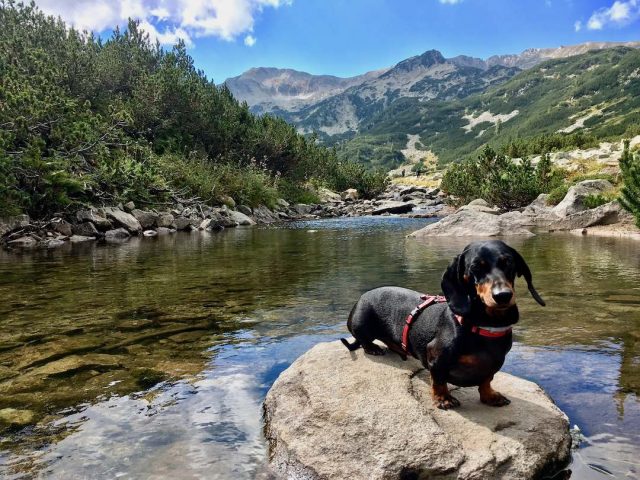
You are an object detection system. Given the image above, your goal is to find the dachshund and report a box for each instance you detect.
[340,240,545,409]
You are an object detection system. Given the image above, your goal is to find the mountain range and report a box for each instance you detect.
[225,41,640,168]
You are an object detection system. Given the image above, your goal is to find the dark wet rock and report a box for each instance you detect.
[72,221,99,237]
[229,210,256,226]
[105,228,130,240]
[253,205,278,224]
[50,219,73,237]
[0,408,35,429]
[237,205,252,216]
[7,236,38,248]
[0,214,30,237]
[76,208,112,231]
[103,207,142,234]
[372,201,415,215]
[131,209,158,229]
[175,217,194,231]
[399,186,427,196]
[69,235,95,243]
[409,210,535,237]
[156,213,176,228]
[553,180,614,217]
[264,341,571,480]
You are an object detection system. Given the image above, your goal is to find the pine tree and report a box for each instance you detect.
[619,140,640,228]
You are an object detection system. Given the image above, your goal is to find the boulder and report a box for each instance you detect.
[123,201,136,212]
[104,228,130,240]
[69,235,95,243]
[549,201,625,231]
[50,219,73,237]
[341,188,359,201]
[219,195,236,208]
[76,208,112,231]
[174,217,194,231]
[468,198,491,207]
[7,236,38,248]
[228,210,256,226]
[72,221,99,237]
[292,204,313,216]
[276,198,290,209]
[237,205,253,216]
[253,205,278,224]
[399,186,426,196]
[264,342,571,480]
[131,209,158,229]
[103,207,142,234]
[457,204,500,215]
[553,179,613,217]
[0,214,30,237]
[409,210,535,237]
[318,187,342,203]
[372,201,415,215]
[0,408,35,429]
[156,213,176,229]
[156,227,173,235]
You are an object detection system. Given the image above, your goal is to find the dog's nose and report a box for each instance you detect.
[492,290,513,305]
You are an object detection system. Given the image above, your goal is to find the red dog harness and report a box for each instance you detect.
[400,294,512,356]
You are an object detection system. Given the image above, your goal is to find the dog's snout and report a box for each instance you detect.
[492,290,513,305]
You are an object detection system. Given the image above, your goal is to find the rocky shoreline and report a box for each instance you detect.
[0,184,450,251]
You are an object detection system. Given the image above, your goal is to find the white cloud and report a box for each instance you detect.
[244,34,257,46]
[585,0,640,30]
[33,0,292,46]
[574,20,582,31]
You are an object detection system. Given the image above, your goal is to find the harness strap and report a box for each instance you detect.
[401,294,512,356]
[401,295,446,354]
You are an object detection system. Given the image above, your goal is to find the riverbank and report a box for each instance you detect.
[0,184,451,251]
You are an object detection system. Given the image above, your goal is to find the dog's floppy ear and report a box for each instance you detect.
[441,253,472,316]
[508,247,546,306]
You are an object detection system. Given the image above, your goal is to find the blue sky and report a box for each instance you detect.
[36,0,640,82]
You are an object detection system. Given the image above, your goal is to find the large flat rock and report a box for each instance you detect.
[264,341,570,480]
[409,210,535,237]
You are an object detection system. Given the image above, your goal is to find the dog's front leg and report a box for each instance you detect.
[478,376,511,407]
[426,339,460,410]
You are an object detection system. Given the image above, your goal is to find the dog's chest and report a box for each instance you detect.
[447,351,502,387]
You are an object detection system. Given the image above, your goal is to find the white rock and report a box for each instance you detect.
[409,210,535,237]
[553,180,613,217]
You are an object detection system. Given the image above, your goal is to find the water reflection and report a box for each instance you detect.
[1,218,639,478]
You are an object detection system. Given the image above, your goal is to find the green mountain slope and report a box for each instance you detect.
[351,47,640,167]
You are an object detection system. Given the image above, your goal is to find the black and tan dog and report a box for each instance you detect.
[341,240,545,409]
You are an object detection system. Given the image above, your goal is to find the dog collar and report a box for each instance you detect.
[455,315,512,338]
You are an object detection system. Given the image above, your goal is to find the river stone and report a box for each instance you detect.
[156,227,173,235]
[457,204,500,215]
[253,205,278,224]
[341,188,359,201]
[174,217,194,231]
[7,236,38,248]
[228,210,256,226]
[103,207,142,233]
[318,187,342,203]
[69,235,95,243]
[72,221,99,237]
[76,208,112,231]
[0,408,35,429]
[264,341,571,480]
[44,238,66,249]
[549,201,624,231]
[0,214,30,237]
[237,205,252,216]
[156,213,175,228]
[553,179,613,217]
[372,201,415,215]
[105,228,130,240]
[131,209,158,229]
[468,198,491,207]
[123,201,136,212]
[409,210,535,237]
[51,219,73,237]
[29,354,122,377]
[292,204,313,216]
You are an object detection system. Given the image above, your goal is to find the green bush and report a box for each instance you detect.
[583,194,610,209]
[441,146,563,210]
[325,161,389,199]
[547,185,569,206]
[619,140,640,227]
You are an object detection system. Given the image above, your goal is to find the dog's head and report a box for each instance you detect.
[441,240,545,318]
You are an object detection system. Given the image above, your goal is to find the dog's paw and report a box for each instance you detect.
[435,395,460,410]
[363,344,385,356]
[481,392,511,407]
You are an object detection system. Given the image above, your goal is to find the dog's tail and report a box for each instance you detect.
[340,337,361,351]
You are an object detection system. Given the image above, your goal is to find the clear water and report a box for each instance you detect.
[0,217,639,479]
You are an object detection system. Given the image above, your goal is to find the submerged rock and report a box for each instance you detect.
[264,341,571,480]
[7,236,38,248]
[0,408,35,429]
